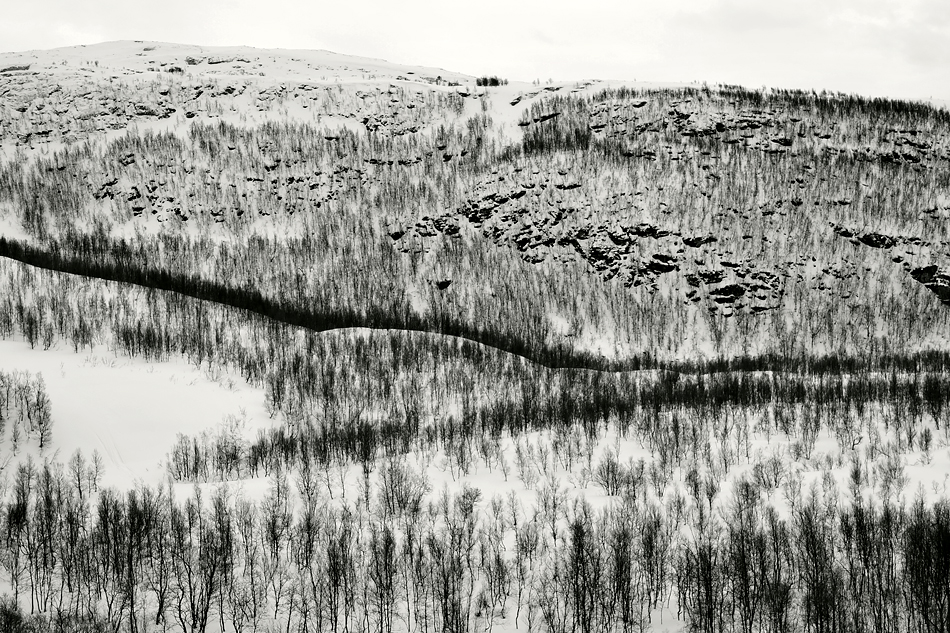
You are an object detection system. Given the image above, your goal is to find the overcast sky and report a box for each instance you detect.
[3,0,947,101]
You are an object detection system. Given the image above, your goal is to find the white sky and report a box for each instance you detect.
[3,0,948,101]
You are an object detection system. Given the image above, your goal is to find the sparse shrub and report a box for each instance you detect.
[752,453,787,491]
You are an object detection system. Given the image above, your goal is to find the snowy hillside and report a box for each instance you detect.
[0,40,949,633]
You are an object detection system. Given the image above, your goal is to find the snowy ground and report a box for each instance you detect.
[0,338,274,490]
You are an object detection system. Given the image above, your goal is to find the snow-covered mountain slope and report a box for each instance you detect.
[0,40,949,633]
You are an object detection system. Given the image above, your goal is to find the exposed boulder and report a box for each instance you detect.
[710,284,746,304]
[645,253,678,273]
[698,269,727,285]
[534,112,560,124]
[631,223,671,239]
[683,235,717,248]
[909,265,950,305]
[858,232,897,249]
[910,265,939,284]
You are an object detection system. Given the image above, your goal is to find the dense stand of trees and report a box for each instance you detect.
[0,448,949,633]
[4,233,950,374]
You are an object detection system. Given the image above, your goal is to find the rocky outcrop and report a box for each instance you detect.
[683,235,717,248]
[910,266,950,305]
[710,284,745,304]
[831,224,930,250]
[645,253,678,273]
[858,232,898,249]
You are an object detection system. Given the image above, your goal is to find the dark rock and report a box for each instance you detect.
[389,230,405,241]
[710,284,746,303]
[93,179,117,200]
[683,235,717,248]
[461,203,495,226]
[749,270,781,289]
[646,253,678,273]
[831,224,854,238]
[433,216,461,236]
[435,279,452,290]
[771,137,793,147]
[909,266,950,304]
[631,223,670,239]
[415,218,437,237]
[534,112,560,124]
[698,269,727,285]
[910,265,939,284]
[858,232,897,249]
[646,260,677,273]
